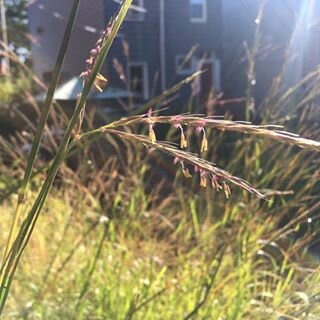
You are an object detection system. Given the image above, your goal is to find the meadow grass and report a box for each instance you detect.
[1,147,320,319]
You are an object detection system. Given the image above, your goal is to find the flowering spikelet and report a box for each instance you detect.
[147,108,156,143]
[211,175,222,191]
[200,176,207,188]
[149,125,156,143]
[223,182,231,199]
[182,167,192,178]
[94,73,108,92]
[196,125,204,134]
[180,131,188,149]
[195,120,207,133]
[174,124,188,149]
[196,127,207,153]
[105,129,268,199]
[80,15,115,91]
[201,133,208,152]
[174,157,192,178]
[199,169,207,188]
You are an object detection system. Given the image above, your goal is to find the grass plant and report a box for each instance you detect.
[0,0,320,319]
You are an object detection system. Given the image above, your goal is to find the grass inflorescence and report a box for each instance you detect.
[0,0,320,318]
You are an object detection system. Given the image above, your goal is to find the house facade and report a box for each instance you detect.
[28,0,222,102]
[28,0,105,83]
[29,0,320,111]
[104,0,222,101]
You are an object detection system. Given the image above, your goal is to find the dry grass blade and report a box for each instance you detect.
[131,71,203,115]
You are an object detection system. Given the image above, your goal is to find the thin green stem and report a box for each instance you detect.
[0,0,132,314]
[20,0,81,197]
[131,71,202,115]
[245,0,265,122]
[0,0,81,275]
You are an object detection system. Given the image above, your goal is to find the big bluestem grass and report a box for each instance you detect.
[1,0,320,317]
[75,112,320,201]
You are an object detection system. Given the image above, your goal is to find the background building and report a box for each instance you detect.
[28,0,105,82]
[28,0,222,102]
[28,0,320,108]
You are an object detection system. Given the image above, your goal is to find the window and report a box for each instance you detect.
[194,56,221,100]
[126,0,145,21]
[190,0,207,23]
[176,55,194,75]
[128,63,149,100]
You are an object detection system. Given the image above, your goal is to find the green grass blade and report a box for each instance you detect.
[20,0,81,197]
[0,0,81,280]
[0,0,132,314]
[131,71,203,115]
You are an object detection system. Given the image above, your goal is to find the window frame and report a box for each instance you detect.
[126,0,145,22]
[194,55,221,94]
[190,0,207,23]
[128,62,149,100]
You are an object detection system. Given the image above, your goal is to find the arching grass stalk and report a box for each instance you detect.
[0,0,81,275]
[0,0,133,314]
[0,72,203,205]
[131,71,203,115]
[71,113,320,199]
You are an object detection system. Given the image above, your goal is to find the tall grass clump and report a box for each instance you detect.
[0,0,320,318]
[0,0,133,313]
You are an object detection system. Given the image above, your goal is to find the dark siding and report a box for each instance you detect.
[221,0,320,104]
[104,0,222,101]
[28,0,105,81]
[105,0,162,97]
[164,0,222,87]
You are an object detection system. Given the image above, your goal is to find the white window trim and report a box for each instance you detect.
[194,54,221,93]
[202,57,221,93]
[214,59,221,92]
[175,52,221,91]
[126,0,145,22]
[190,0,207,23]
[128,62,149,100]
[175,55,194,75]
